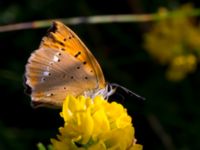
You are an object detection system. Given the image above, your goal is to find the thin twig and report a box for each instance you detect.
[0,8,200,32]
[147,114,176,150]
[0,14,154,32]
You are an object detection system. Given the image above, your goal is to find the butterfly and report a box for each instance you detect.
[25,21,144,108]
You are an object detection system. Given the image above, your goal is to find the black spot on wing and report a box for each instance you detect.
[69,34,75,39]
[59,42,65,46]
[74,51,81,58]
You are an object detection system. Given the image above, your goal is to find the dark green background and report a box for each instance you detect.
[0,0,200,149]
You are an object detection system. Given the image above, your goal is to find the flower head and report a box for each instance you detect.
[144,4,199,81]
[51,95,142,150]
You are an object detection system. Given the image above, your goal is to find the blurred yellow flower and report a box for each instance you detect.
[166,54,197,81]
[50,95,142,150]
[144,4,200,81]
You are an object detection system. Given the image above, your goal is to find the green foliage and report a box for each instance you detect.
[37,143,53,150]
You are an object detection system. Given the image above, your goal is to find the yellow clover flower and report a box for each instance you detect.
[144,4,199,81]
[51,95,142,150]
[166,54,197,81]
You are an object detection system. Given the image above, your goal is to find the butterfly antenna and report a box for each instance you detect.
[109,83,145,101]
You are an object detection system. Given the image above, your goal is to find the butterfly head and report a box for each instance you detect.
[83,83,116,99]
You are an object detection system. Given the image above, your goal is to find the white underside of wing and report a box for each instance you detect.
[25,47,98,107]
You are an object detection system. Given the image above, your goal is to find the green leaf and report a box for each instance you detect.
[37,143,46,150]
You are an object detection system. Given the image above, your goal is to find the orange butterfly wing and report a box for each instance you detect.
[40,21,105,88]
[25,21,106,108]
